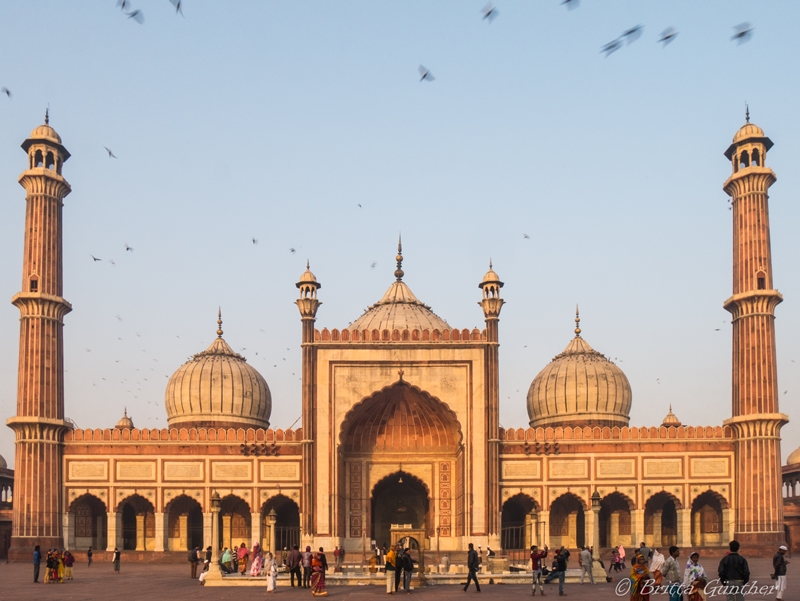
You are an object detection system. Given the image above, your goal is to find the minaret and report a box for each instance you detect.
[6,113,73,559]
[722,111,788,546]
[296,261,321,544]
[479,261,504,544]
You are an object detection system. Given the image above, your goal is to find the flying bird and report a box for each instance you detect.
[731,23,753,45]
[1,87,10,98]
[126,9,144,24]
[90,255,102,262]
[523,233,530,239]
[418,65,435,82]
[104,146,117,159]
[252,238,258,245]
[357,203,362,208]
[169,0,184,16]
[125,244,134,252]
[621,25,643,44]
[601,38,623,57]
[658,27,678,46]
[289,247,296,254]
[117,0,130,10]
[371,262,377,269]
[481,3,498,22]
[561,0,579,9]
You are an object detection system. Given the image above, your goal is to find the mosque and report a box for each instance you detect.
[2,115,794,561]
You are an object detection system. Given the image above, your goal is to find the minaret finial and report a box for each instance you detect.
[745,102,750,123]
[45,107,49,125]
[124,407,128,417]
[216,307,223,338]
[489,258,493,269]
[574,304,581,337]
[394,234,404,281]
[306,259,310,270]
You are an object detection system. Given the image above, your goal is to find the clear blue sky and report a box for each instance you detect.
[0,1,798,465]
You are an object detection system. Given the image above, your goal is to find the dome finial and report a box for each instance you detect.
[574,304,581,337]
[45,106,49,125]
[489,258,493,269]
[124,407,127,417]
[394,234,404,281]
[306,259,310,270]
[745,102,750,123]
[216,307,223,338]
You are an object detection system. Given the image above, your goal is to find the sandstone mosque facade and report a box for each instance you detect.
[2,116,795,561]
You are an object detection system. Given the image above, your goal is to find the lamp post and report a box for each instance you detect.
[529,508,539,549]
[204,491,223,582]
[268,508,278,556]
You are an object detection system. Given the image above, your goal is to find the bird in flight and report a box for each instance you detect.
[523,233,530,239]
[371,262,377,269]
[601,38,623,57]
[289,248,296,254]
[658,27,678,46]
[169,0,184,16]
[622,25,643,44]
[126,9,144,24]
[419,65,435,82]
[252,238,258,245]
[104,146,117,159]
[117,0,130,10]
[357,203,362,208]
[90,255,102,262]
[125,244,134,252]
[731,23,753,45]
[481,3,498,22]
[561,0,579,9]
[1,87,10,98]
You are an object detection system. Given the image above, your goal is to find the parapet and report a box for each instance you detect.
[314,327,486,342]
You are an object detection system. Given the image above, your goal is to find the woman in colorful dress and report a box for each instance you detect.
[683,552,707,601]
[56,549,65,582]
[237,542,249,575]
[629,554,651,601]
[265,552,278,593]
[310,548,328,597]
[650,548,665,586]
[250,542,263,577]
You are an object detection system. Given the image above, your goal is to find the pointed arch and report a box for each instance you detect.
[220,494,251,551]
[549,492,586,549]
[691,490,726,547]
[261,494,300,553]
[165,494,204,551]
[371,471,431,545]
[644,491,680,548]
[599,491,634,547]
[69,493,107,551]
[501,493,539,551]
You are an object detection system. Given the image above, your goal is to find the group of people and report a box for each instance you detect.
[32,546,76,583]
[384,544,418,594]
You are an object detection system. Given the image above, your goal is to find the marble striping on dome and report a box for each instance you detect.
[350,281,450,332]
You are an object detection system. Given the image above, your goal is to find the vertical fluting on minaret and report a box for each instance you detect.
[479,261,504,543]
[296,262,321,542]
[722,115,788,546]
[6,117,73,559]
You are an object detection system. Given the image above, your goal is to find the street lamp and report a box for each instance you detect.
[590,491,601,555]
[268,508,278,556]
[529,508,538,549]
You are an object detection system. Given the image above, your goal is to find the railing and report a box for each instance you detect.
[275,526,301,552]
[501,524,528,563]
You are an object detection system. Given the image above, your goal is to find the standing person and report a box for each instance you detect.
[530,544,548,595]
[464,542,481,592]
[250,542,263,577]
[684,552,707,601]
[394,545,403,593]
[303,546,313,589]
[629,555,650,601]
[288,544,302,587]
[189,545,199,579]
[311,547,329,597]
[579,546,594,585]
[44,549,51,583]
[221,547,233,573]
[33,545,41,583]
[638,542,652,566]
[650,548,665,585]
[56,549,65,582]
[340,545,346,570]
[265,551,278,593]
[232,544,239,573]
[610,548,621,573]
[87,546,93,567]
[662,547,682,601]
[64,551,75,580]
[333,546,341,572]
[112,547,121,574]
[442,553,450,574]
[238,542,250,575]
[401,547,415,593]
[282,547,289,567]
[717,540,749,601]
[385,544,397,594]
[618,544,626,569]
[773,544,789,601]
[555,547,568,596]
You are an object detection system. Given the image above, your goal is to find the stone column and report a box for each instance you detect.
[107,512,122,552]
[527,512,536,549]
[631,509,644,547]
[179,515,188,550]
[652,510,662,548]
[135,515,145,551]
[154,512,165,552]
[251,512,261,547]
[722,508,733,543]
[567,513,577,548]
[63,512,75,550]
[591,508,600,552]
[610,513,620,546]
[203,512,212,550]
[539,511,550,549]
[583,510,594,550]
[204,493,223,584]
[676,508,691,548]
[222,515,231,550]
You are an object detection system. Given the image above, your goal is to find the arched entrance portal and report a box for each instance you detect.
[501,494,537,552]
[644,493,679,548]
[550,493,585,550]
[262,495,301,553]
[166,495,204,551]
[371,472,429,549]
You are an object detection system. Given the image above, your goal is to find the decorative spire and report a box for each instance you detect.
[745,102,750,123]
[394,234,404,281]
[306,259,310,270]
[489,258,493,270]
[45,107,49,125]
[123,407,128,417]
[216,307,223,338]
[574,305,582,338]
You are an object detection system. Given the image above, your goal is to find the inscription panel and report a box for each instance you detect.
[644,459,683,478]
[597,459,635,478]
[260,462,300,481]
[68,461,108,481]
[164,461,204,481]
[116,462,156,481]
[502,461,541,480]
[548,460,588,479]
[690,458,729,478]
[212,462,252,481]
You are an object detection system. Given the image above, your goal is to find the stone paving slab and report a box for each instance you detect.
[0,558,795,601]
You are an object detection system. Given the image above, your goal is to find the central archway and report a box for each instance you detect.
[371,471,430,549]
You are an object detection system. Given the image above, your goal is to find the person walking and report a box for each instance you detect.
[662,547,682,601]
[288,544,303,587]
[401,547,415,593]
[684,552,707,601]
[464,542,481,592]
[87,546,93,567]
[265,551,278,593]
[579,546,594,585]
[112,547,121,574]
[530,544,548,596]
[250,542,263,577]
[64,551,75,580]
[189,545,200,579]
[618,544,626,569]
[629,555,650,601]
[555,547,568,596]
[385,545,397,594]
[773,545,789,601]
[311,547,329,597]
[303,545,313,589]
[717,540,749,601]
[33,545,41,583]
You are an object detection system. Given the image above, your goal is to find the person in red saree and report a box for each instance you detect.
[311,548,329,597]
[237,542,249,575]
[630,554,651,601]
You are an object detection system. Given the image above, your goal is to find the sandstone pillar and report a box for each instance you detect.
[676,508,691,548]
[154,512,165,552]
[631,509,644,547]
[135,515,145,551]
[107,512,122,552]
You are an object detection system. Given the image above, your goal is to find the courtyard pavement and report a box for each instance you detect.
[0,558,795,601]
